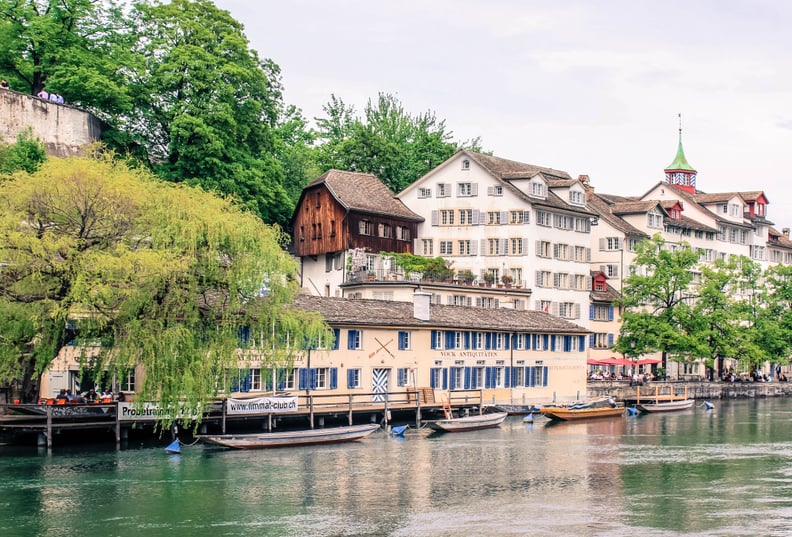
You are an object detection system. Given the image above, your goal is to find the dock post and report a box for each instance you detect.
[348,394,353,425]
[416,390,422,428]
[222,398,227,434]
[115,402,121,443]
[309,396,314,429]
[46,406,53,448]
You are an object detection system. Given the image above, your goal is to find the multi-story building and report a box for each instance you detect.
[398,150,598,327]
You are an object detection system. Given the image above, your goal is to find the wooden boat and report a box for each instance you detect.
[635,399,695,413]
[426,411,508,432]
[197,423,380,449]
[540,399,625,421]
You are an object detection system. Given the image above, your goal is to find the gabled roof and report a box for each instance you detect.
[292,295,588,334]
[665,214,719,233]
[695,192,746,205]
[466,151,572,181]
[611,200,665,216]
[767,227,792,250]
[740,191,769,204]
[305,169,423,222]
[586,192,648,237]
[589,277,621,304]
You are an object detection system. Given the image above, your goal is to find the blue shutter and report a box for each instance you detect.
[485,333,492,350]
[398,368,407,386]
[543,366,549,386]
[265,371,273,391]
[398,331,408,350]
[608,306,614,321]
[531,334,537,350]
[608,333,615,346]
[485,367,494,388]
[529,366,536,387]
[505,367,511,388]
[564,336,571,352]
[277,369,286,391]
[442,369,448,390]
[589,334,596,347]
[589,305,595,320]
[431,330,439,349]
[511,367,518,387]
[330,368,338,389]
[445,331,455,350]
[464,332,471,349]
[449,368,457,390]
[430,368,438,388]
[347,369,356,388]
[543,335,549,350]
[309,368,317,390]
[464,367,472,389]
[332,328,340,350]
[299,368,308,390]
[241,372,251,392]
[238,326,250,346]
[347,330,356,350]
[579,336,585,351]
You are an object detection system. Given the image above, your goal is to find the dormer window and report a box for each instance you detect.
[569,190,584,206]
[530,181,546,198]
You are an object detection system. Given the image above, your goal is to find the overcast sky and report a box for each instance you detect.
[215,0,792,224]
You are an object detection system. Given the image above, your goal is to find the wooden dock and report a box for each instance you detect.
[0,388,486,447]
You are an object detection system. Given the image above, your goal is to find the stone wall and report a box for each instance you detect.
[0,88,104,157]
[589,380,792,401]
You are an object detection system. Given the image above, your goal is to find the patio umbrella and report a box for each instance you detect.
[637,358,661,365]
[600,357,633,366]
[587,358,604,365]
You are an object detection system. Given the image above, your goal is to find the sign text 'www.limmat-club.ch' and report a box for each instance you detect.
[118,397,298,421]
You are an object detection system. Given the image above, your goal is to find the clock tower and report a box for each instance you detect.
[664,119,697,194]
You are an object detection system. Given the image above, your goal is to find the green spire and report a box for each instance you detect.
[666,128,695,171]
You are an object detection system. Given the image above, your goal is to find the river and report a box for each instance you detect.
[2,398,792,537]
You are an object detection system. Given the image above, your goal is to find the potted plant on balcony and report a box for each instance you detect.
[457,269,475,285]
[482,272,495,287]
[501,274,513,288]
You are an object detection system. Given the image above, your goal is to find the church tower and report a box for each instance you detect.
[664,117,697,194]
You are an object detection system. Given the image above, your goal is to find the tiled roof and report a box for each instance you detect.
[308,169,423,221]
[665,214,719,233]
[611,200,663,215]
[467,151,572,181]
[695,192,745,204]
[292,295,589,334]
[590,281,621,303]
[586,192,648,236]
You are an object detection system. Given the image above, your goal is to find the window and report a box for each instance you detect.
[554,243,570,260]
[437,183,451,197]
[478,297,499,308]
[600,264,619,278]
[397,226,410,241]
[648,209,663,229]
[487,211,502,225]
[531,181,546,197]
[120,369,136,392]
[450,367,464,390]
[457,182,476,197]
[472,332,484,350]
[493,366,506,388]
[572,274,589,290]
[314,191,321,208]
[430,368,445,389]
[439,241,453,255]
[536,210,551,227]
[315,367,330,389]
[459,209,473,225]
[487,238,502,255]
[462,159,470,169]
[458,239,471,256]
[599,237,623,251]
[378,223,391,238]
[495,333,507,350]
[418,187,432,198]
[574,217,591,233]
[554,272,569,289]
[510,210,530,224]
[347,368,362,389]
[347,329,362,350]
[536,241,552,258]
[280,368,297,390]
[440,209,455,225]
[536,271,552,288]
[558,302,579,319]
[553,214,573,230]
[574,246,590,262]
[398,331,411,350]
[510,268,522,284]
[421,239,434,256]
[359,220,372,235]
[397,368,410,387]
[591,305,613,321]
[431,330,444,350]
[513,366,526,387]
[750,245,766,260]
[450,295,472,306]
[471,367,485,389]
[569,190,584,205]
[488,185,503,196]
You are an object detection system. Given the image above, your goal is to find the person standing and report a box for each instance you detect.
[37,88,48,100]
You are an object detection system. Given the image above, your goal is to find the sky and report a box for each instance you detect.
[215,0,792,224]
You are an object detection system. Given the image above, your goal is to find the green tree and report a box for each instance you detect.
[121,0,294,228]
[314,92,478,192]
[0,0,130,111]
[0,154,329,423]
[614,235,702,375]
[0,127,47,176]
[755,263,792,367]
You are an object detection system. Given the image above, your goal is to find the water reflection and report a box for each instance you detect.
[3,399,792,536]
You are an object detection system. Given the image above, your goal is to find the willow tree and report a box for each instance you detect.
[0,153,330,420]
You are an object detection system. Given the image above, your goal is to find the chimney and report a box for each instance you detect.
[413,290,431,321]
[784,227,790,238]
[578,174,589,185]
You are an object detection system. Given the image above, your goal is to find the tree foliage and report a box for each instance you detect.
[614,235,701,370]
[0,154,330,421]
[314,92,480,193]
[0,127,47,176]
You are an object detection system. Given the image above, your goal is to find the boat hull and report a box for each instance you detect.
[540,405,625,421]
[635,399,695,413]
[198,424,380,449]
[427,412,508,432]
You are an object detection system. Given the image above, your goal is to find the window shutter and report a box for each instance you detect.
[579,335,585,351]
[330,368,338,389]
[589,305,595,320]
[529,366,536,387]
[299,369,308,390]
[608,333,615,346]
[464,332,471,349]
[445,331,454,350]
[543,366,549,386]
[413,238,420,253]
[464,367,472,389]
[543,334,550,350]
[504,333,510,349]
[553,243,560,258]
[485,332,492,350]
[431,210,438,226]
[398,331,408,350]
[475,297,482,307]
[553,273,560,288]
[347,369,356,388]
[608,306,614,321]
[431,330,438,350]
[575,304,581,319]
[332,328,340,350]
[430,369,437,388]
[564,336,571,352]
[471,183,478,196]
[501,211,509,224]
[589,334,596,347]
[470,240,478,255]
[449,369,457,390]
[485,367,493,389]
[523,210,531,223]
[586,248,591,262]
[347,330,356,350]
[487,185,494,195]
[443,368,448,390]
[309,368,317,390]
[504,367,511,388]
[599,238,606,250]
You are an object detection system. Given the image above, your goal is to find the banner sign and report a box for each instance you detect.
[118,402,202,422]
[226,396,299,415]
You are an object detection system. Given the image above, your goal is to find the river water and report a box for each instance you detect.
[2,398,792,537]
